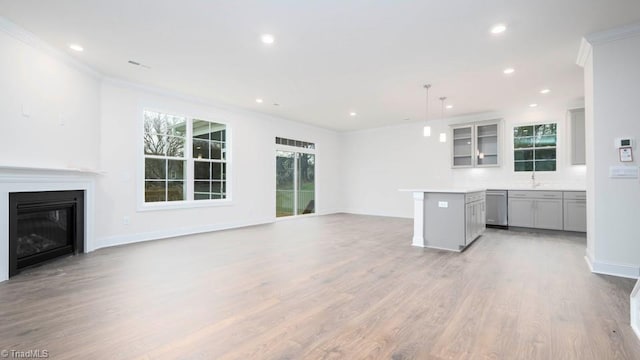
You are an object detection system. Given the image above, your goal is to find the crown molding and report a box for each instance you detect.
[585,21,640,46]
[576,38,592,68]
[577,22,640,67]
[101,77,340,133]
[0,16,102,79]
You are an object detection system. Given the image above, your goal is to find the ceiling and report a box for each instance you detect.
[1,0,640,131]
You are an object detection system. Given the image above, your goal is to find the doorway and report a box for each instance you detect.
[276,150,315,217]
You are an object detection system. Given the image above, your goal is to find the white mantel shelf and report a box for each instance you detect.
[0,164,104,175]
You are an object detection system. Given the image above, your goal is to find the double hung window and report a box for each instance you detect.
[143,110,229,205]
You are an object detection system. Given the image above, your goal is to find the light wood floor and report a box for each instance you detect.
[1,214,639,359]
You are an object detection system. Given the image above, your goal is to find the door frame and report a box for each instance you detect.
[275,144,317,219]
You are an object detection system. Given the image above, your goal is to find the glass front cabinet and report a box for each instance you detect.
[451,120,501,168]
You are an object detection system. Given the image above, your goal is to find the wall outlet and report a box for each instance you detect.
[123,216,130,225]
[438,201,449,208]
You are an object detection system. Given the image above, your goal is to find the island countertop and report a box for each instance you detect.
[399,188,486,194]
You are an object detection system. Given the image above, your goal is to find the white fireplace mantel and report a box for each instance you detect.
[0,165,100,282]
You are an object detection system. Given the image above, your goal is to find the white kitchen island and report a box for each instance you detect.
[400,189,486,252]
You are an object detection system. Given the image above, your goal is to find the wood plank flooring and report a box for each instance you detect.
[0,214,639,359]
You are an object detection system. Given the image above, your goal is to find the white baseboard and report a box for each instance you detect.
[584,254,640,279]
[632,280,640,342]
[342,209,412,219]
[94,218,274,250]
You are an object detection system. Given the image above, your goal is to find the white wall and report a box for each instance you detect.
[342,107,587,218]
[0,20,344,253]
[95,80,343,247]
[0,27,101,170]
[584,32,640,277]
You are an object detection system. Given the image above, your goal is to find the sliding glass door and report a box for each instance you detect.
[276,151,315,218]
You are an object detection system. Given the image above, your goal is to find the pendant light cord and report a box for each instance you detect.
[424,84,431,124]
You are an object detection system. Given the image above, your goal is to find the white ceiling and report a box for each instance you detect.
[1,0,640,131]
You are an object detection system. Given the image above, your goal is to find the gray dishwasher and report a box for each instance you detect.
[486,190,508,227]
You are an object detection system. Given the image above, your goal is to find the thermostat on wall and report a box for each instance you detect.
[615,138,634,148]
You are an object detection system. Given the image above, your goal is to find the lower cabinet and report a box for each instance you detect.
[534,199,564,230]
[507,190,586,232]
[422,191,485,251]
[563,191,586,232]
[507,198,535,228]
[508,191,563,230]
[465,195,486,245]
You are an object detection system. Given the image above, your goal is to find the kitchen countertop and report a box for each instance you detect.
[488,187,586,192]
[399,188,486,194]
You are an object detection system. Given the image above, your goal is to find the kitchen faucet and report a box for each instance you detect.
[531,171,540,188]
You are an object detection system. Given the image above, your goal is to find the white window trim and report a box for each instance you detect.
[137,108,233,212]
[513,122,558,172]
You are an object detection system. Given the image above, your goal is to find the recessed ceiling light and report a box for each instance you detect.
[255,98,263,103]
[540,89,551,94]
[446,105,454,109]
[503,68,515,75]
[529,103,539,108]
[490,24,507,35]
[261,34,275,44]
[349,112,357,117]
[69,44,83,52]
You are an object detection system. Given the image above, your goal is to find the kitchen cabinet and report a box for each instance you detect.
[507,197,535,228]
[476,123,499,166]
[563,191,587,232]
[452,125,473,167]
[451,120,501,168]
[508,191,563,230]
[401,189,485,251]
[569,108,586,165]
[535,199,564,230]
[465,194,486,245]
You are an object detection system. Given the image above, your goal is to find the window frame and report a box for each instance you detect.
[513,122,557,172]
[138,108,233,211]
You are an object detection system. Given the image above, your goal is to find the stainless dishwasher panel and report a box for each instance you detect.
[486,190,508,227]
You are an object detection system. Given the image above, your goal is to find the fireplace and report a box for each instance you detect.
[9,190,84,277]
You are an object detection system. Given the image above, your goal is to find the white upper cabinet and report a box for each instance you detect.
[452,125,474,167]
[451,120,501,168]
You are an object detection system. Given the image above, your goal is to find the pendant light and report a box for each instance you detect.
[439,97,447,142]
[423,84,431,137]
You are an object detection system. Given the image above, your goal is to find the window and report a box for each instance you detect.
[193,120,227,200]
[143,110,228,205]
[275,137,315,149]
[513,123,556,172]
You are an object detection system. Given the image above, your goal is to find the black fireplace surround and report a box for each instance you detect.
[9,190,84,277]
